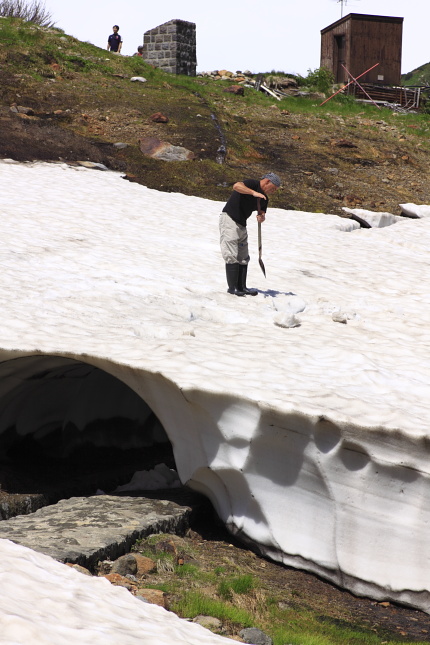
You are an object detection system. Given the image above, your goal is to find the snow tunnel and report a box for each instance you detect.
[0,354,176,514]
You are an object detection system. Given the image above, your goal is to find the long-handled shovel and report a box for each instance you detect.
[257,197,266,277]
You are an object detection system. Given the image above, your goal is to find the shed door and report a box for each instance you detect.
[335,35,346,82]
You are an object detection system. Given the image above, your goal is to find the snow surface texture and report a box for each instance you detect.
[1,160,430,622]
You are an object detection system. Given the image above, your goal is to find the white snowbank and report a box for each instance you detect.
[0,538,237,645]
[400,203,430,218]
[114,463,181,492]
[341,206,405,227]
[1,160,430,623]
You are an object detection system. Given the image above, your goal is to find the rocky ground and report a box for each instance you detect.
[0,26,429,215]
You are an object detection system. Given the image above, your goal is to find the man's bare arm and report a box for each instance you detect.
[233,182,266,200]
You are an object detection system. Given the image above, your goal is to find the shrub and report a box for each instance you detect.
[0,0,54,27]
[300,67,335,94]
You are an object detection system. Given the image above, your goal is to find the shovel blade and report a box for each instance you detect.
[259,258,266,277]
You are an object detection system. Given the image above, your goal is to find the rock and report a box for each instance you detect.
[150,112,169,123]
[155,537,177,555]
[218,70,233,77]
[134,553,157,576]
[193,615,223,631]
[0,495,192,571]
[331,138,358,148]
[97,560,113,575]
[64,563,92,576]
[139,137,195,161]
[17,106,35,115]
[0,492,46,520]
[103,572,137,590]
[239,627,273,645]
[110,553,138,576]
[130,76,147,83]
[135,588,168,608]
[113,142,128,149]
[223,85,244,96]
[77,161,109,170]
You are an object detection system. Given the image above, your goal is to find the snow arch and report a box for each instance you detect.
[0,353,172,498]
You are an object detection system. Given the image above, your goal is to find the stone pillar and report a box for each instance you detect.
[142,19,197,76]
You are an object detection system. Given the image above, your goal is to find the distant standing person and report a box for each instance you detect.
[107,25,122,53]
[219,172,281,296]
[133,46,144,57]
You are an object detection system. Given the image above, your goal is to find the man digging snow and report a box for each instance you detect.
[219,172,281,296]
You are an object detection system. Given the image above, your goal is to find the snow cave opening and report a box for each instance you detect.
[0,355,176,512]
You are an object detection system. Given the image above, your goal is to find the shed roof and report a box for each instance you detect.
[321,13,403,35]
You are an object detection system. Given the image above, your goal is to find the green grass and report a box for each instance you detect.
[173,590,254,626]
[218,574,256,600]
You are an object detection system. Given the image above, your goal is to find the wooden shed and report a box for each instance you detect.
[320,13,403,85]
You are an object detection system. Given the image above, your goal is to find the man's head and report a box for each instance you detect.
[113,25,119,33]
[260,172,281,194]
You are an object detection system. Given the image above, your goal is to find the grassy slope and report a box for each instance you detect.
[1,18,430,215]
[402,62,430,86]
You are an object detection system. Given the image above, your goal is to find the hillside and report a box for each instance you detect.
[402,62,430,87]
[1,17,430,216]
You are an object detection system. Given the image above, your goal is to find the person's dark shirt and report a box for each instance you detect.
[222,179,268,227]
[108,33,122,52]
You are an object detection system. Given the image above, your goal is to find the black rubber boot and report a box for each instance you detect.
[225,263,245,296]
[238,264,258,296]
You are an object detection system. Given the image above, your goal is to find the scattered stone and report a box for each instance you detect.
[223,85,244,95]
[139,137,195,161]
[239,627,273,645]
[77,161,109,171]
[17,105,35,115]
[331,139,358,148]
[64,563,92,576]
[193,615,223,631]
[150,112,169,123]
[130,76,147,83]
[97,560,113,575]
[113,142,128,149]
[103,572,137,590]
[134,553,157,576]
[110,553,138,577]
[154,537,178,555]
[0,491,46,520]
[10,104,35,116]
[135,588,168,608]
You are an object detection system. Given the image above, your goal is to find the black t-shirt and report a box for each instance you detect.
[108,33,122,51]
[222,179,268,227]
